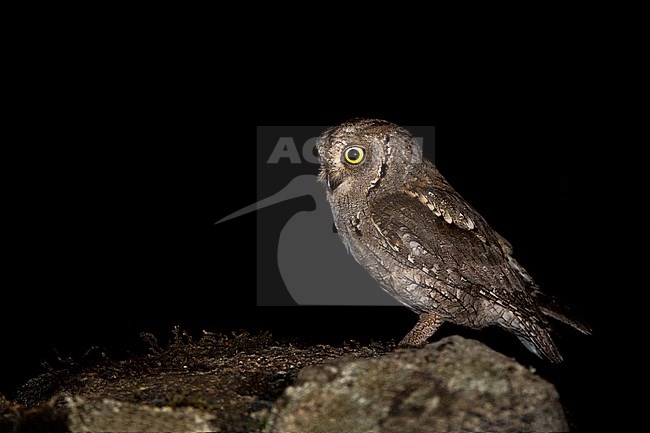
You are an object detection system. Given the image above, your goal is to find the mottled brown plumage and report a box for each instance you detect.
[317,119,589,362]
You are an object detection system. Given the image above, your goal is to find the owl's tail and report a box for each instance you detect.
[516,323,564,363]
[514,287,591,363]
[532,288,592,336]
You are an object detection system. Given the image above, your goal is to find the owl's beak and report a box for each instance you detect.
[326,173,342,193]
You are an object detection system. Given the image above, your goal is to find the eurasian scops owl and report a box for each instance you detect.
[316,119,589,362]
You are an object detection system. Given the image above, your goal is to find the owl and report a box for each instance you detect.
[316,119,590,362]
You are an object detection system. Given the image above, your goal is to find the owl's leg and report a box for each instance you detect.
[398,312,443,348]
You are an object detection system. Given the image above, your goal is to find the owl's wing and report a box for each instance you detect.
[405,162,519,260]
[367,187,539,318]
[403,161,492,234]
[403,181,479,232]
[390,172,592,337]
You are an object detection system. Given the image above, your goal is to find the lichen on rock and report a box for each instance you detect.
[267,336,568,433]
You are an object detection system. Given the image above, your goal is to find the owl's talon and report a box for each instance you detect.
[397,312,443,349]
[396,340,427,349]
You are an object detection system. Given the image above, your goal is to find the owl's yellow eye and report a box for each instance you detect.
[344,146,365,165]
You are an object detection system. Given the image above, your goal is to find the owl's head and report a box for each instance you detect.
[317,119,421,198]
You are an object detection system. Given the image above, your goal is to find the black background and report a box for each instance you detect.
[3,55,639,431]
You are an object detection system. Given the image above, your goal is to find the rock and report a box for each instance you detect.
[267,336,568,433]
[66,396,214,432]
[6,332,571,432]
[12,330,390,432]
